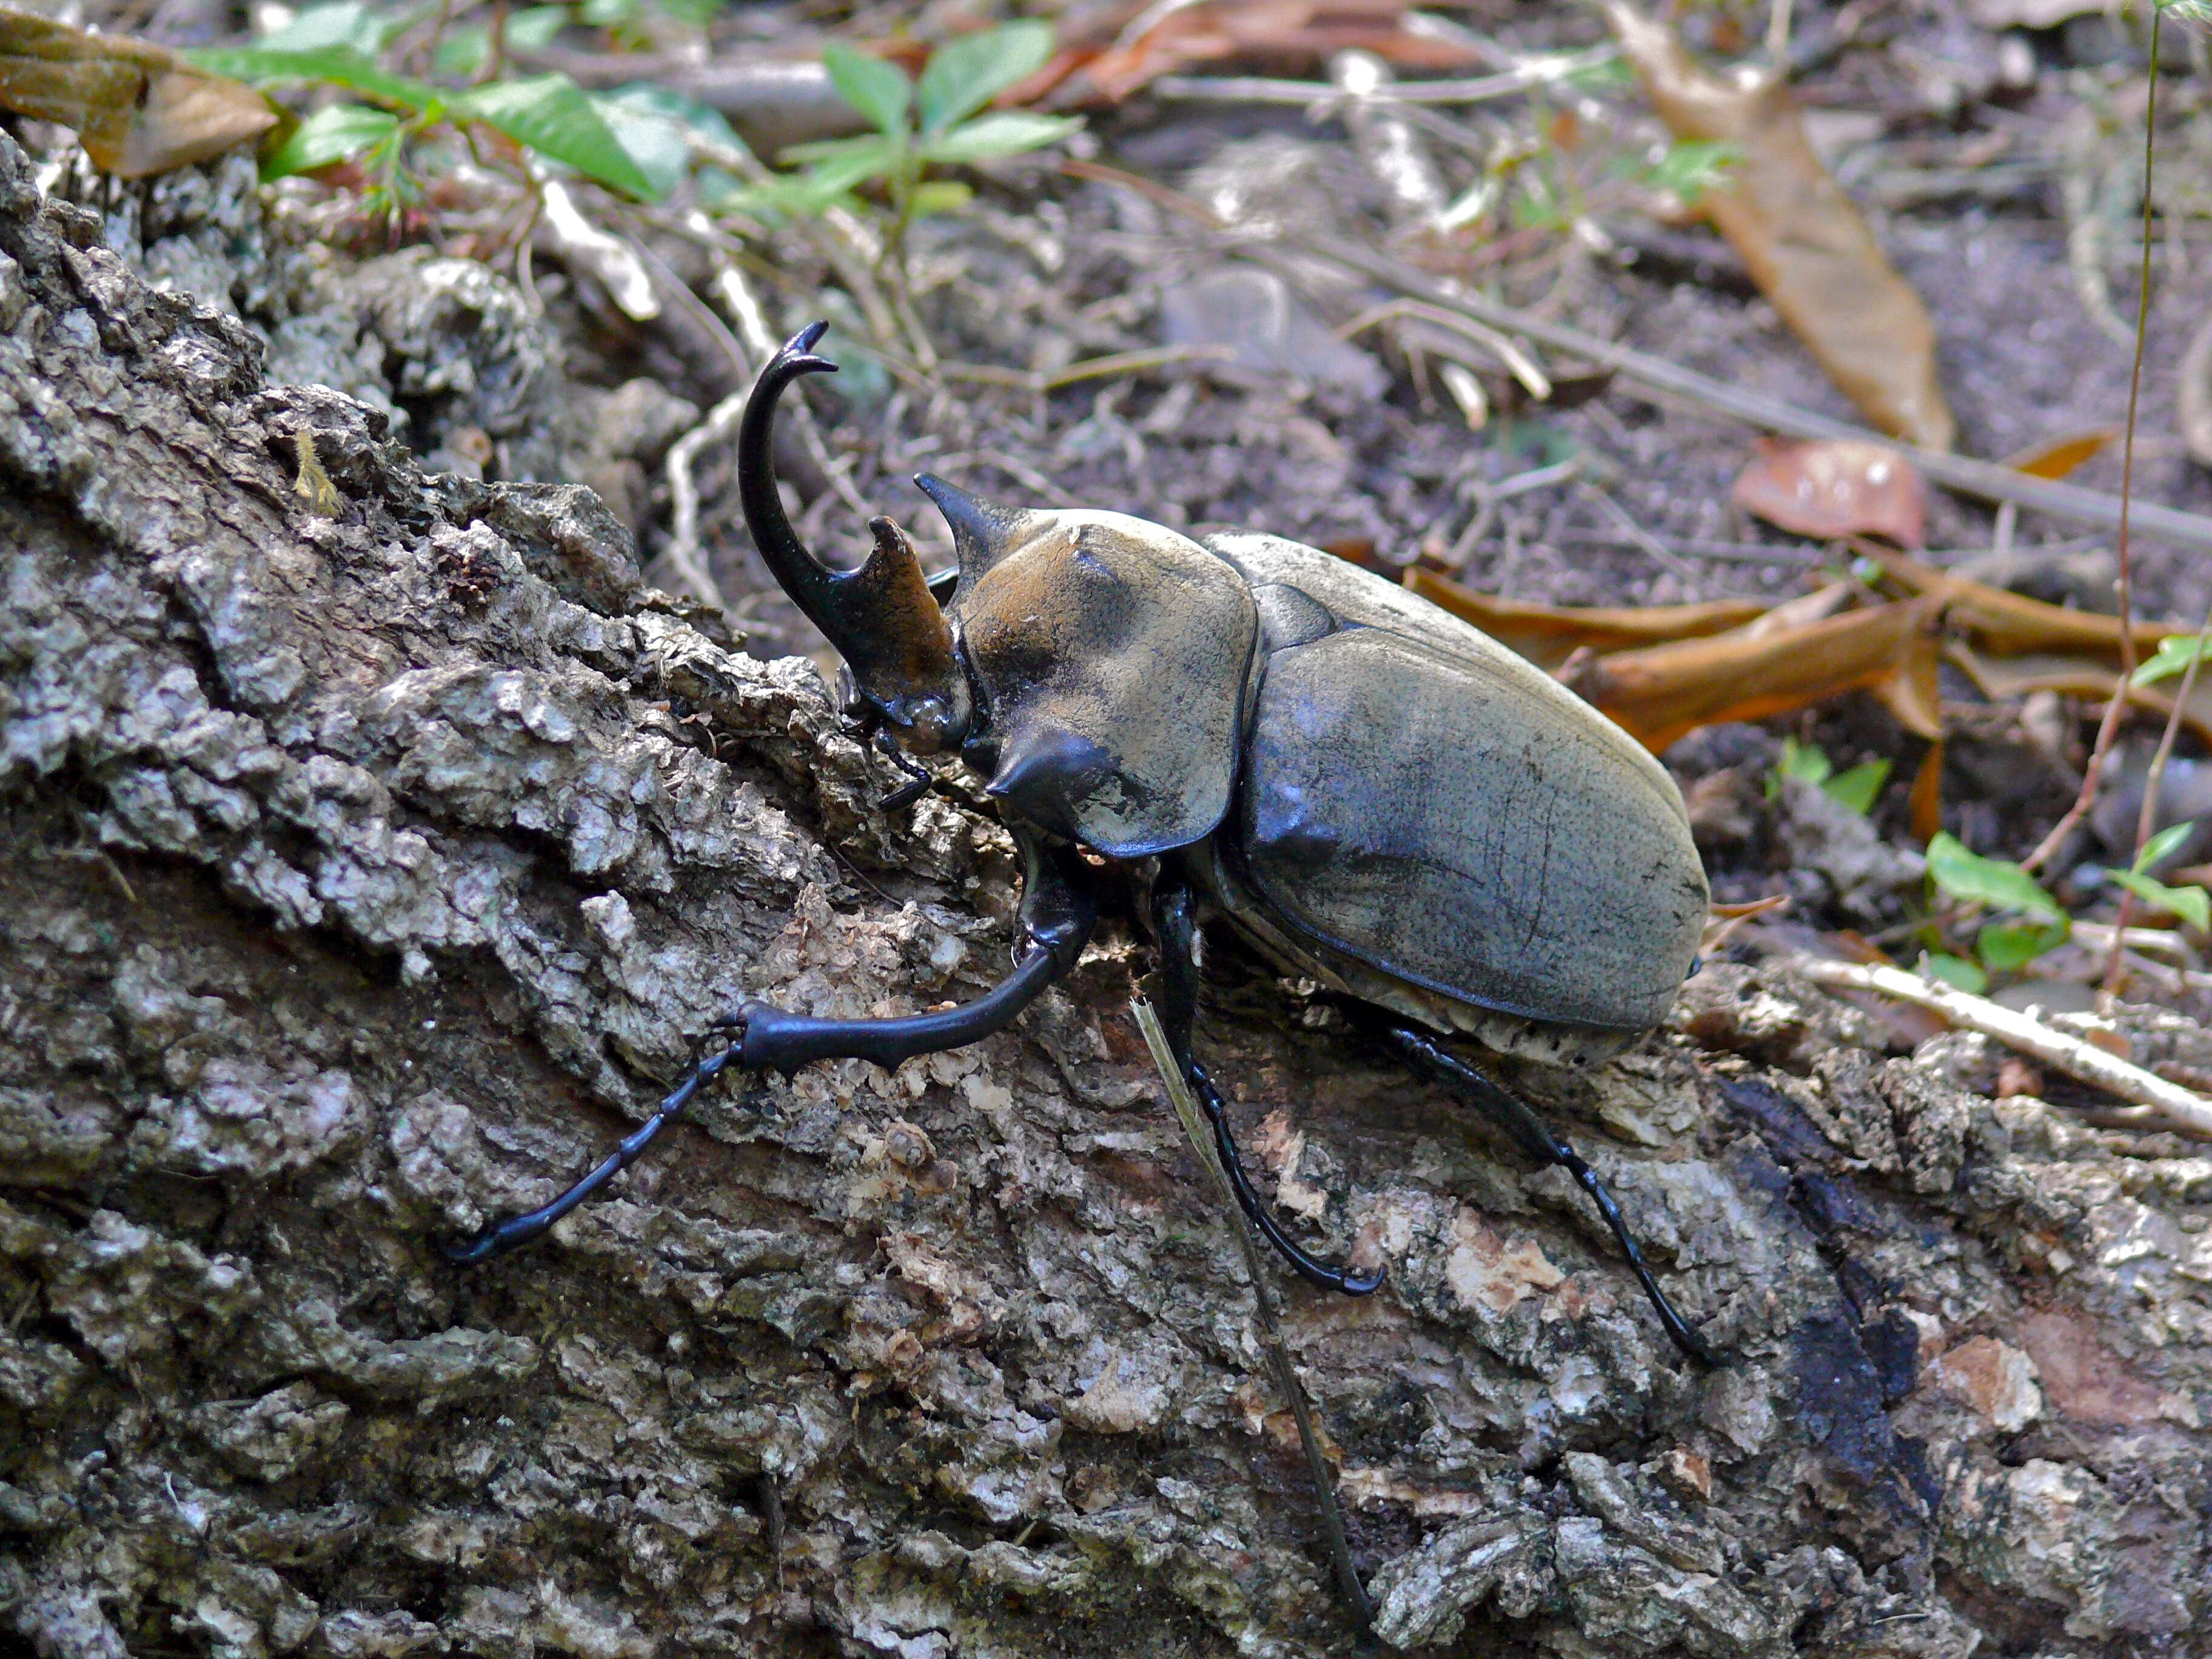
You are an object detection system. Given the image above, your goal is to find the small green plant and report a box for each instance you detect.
[2132,632,2212,688]
[1924,831,2072,980]
[1767,737,1890,815]
[194,2,663,210]
[723,22,1080,241]
[2095,820,2210,930]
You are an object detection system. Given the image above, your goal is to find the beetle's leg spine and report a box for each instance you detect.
[1378,1024,1721,1367]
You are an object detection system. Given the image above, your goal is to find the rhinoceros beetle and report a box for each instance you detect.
[451,324,1717,1364]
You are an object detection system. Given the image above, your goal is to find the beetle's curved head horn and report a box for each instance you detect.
[739,324,968,751]
[913,474,1044,581]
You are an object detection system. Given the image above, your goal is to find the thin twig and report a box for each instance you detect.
[663,390,742,610]
[1147,47,1617,107]
[1245,238,2212,554]
[1792,956,2212,1135]
[2099,5,2174,978]
[1130,997,1372,1630]
[2034,8,2162,880]
[936,344,1233,395]
[2108,583,2212,988]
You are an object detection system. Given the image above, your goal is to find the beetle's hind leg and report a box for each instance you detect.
[1376,1022,1718,1366]
[445,834,1097,1265]
[1148,880,1383,1296]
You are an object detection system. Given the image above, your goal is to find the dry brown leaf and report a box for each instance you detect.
[1604,1,1954,452]
[1946,645,2212,748]
[1568,595,1948,753]
[1405,568,1766,669]
[2003,427,2119,481]
[1031,0,1481,106]
[1731,438,1926,547]
[1868,548,2177,659]
[0,8,273,176]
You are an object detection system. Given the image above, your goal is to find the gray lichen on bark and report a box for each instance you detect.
[2,132,2208,1658]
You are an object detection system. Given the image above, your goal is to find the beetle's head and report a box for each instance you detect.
[738,323,971,755]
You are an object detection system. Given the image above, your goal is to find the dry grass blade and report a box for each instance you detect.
[0,8,273,176]
[1604,0,1954,450]
[1793,957,2212,1136]
[1128,996,1372,1629]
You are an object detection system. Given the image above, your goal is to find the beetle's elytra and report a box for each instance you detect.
[450,323,1717,1364]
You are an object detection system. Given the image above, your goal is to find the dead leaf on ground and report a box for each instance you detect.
[1022,0,1482,106]
[1407,569,1766,669]
[0,8,275,176]
[2003,426,2120,481]
[1407,546,2200,760]
[1566,594,1948,753]
[1604,1,1955,452]
[1732,438,1927,548]
[1869,549,2170,659]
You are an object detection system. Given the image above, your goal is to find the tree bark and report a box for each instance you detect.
[2,130,2208,1658]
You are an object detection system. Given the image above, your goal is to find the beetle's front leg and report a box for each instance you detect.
[1149,879,1383,1296]
[444,833,1096,1264]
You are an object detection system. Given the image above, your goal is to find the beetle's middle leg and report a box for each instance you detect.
[446,833,1097,1265]
[1374,1022,1719,1367]
[1148,879,1383,1296]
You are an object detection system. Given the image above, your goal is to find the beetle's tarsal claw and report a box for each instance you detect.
[875,735,934,811]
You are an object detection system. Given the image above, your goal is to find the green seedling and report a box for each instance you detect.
[1925,831,2073,977]
[719,22,1081,248]
[1767,736,1890,815]
[196,1,663,206]
[2096,820,2211,931]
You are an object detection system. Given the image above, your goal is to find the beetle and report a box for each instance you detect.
[450,323,1717,1364]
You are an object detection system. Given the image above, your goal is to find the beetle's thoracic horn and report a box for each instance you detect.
[913,473,1037,581]
[739,324,966,746]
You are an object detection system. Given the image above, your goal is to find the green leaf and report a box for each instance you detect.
[1925,832,2065,920]
[587,84,743,199]
[190,44,441,113]
[2110,869,2212,931]
[777,132,899,166]
[1920,952,1988,994]
[914,20,1053,133]
[1767,735,1827,801]
[916,110,1082,164]
[452,73,657,198]
[1823,759,1892,817]
[252,2,394,53]
[910,178,973,215]
[822,42,910,138]
[1644,138,1740,204]
[2135,819,2196,874]
[435,6,571,76]
[2131,632,2212,687]
[263,102,399,176]
[1977,917,2070,972]
[598,81,742,151]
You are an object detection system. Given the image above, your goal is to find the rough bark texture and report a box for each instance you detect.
[3,131,2211,1659]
